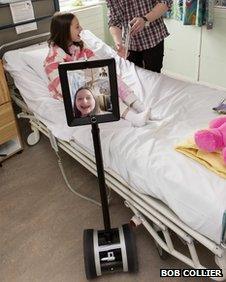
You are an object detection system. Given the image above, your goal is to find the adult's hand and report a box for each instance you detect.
[130,17,145,35]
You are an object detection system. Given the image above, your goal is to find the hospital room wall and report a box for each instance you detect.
[75,4,105,41]
[73,3,114,49]
[163,8,226,90]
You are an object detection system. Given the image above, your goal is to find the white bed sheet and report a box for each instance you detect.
[3,31,226,244]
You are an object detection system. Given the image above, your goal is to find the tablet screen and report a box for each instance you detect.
[59,58,120,126]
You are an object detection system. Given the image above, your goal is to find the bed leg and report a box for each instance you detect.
[106,186,112,205]
[215,249,226,281]
[27,127,40,146]
[124,201,142,227]
[130,215,142,227]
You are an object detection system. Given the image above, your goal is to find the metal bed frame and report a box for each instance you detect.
[6,81,226,280]
[0,2,225,276]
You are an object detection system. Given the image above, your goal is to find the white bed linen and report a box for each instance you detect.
[3,31,226,244]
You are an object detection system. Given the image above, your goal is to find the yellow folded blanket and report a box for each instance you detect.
[175,137,226,179]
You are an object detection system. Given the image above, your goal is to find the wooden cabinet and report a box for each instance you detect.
[0,60,23,163]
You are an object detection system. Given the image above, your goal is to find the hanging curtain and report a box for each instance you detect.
[165,0,214,29]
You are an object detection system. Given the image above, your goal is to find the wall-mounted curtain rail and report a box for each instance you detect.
[0,15,53,31]
[0,32,50,58]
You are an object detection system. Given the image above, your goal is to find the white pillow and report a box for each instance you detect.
[20,31,115,86]
[3,51,26,72]
[81,30,116,59]
[3,42,48,72]
[21,47,49,85]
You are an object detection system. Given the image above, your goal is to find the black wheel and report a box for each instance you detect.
[154,230,169,260]
[83,229,97,280]
[122,224,138,273]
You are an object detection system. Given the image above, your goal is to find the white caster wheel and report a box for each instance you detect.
[27,130,40,146]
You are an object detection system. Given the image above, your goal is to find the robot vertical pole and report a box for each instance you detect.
[91,122,111,231]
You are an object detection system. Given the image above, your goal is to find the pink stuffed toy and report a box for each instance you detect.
[194,116,226,164]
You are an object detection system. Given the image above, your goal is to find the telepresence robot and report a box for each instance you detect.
[59,58,138,279]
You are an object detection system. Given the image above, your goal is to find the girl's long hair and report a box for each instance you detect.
[74,87,100,118]
[48,12,83,54]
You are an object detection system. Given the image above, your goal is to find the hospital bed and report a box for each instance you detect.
[0,8,226,281]
[1,30,226,279]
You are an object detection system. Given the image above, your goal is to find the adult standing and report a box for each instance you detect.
[106,0,172,73]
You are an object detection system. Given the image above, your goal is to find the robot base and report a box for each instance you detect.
[83,223,138,279]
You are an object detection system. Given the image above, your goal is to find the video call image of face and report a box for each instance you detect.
[67,67,113,119]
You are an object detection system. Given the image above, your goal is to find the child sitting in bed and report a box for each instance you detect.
[44,12,151,127]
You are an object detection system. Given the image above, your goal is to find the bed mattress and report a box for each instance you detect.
[3,30,226,245]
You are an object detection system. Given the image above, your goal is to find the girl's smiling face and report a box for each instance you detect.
[75,89,96,117]
[70,16,82,42]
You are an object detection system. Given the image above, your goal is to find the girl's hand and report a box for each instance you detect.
[115,43,127,59]
[130,17,145,35]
